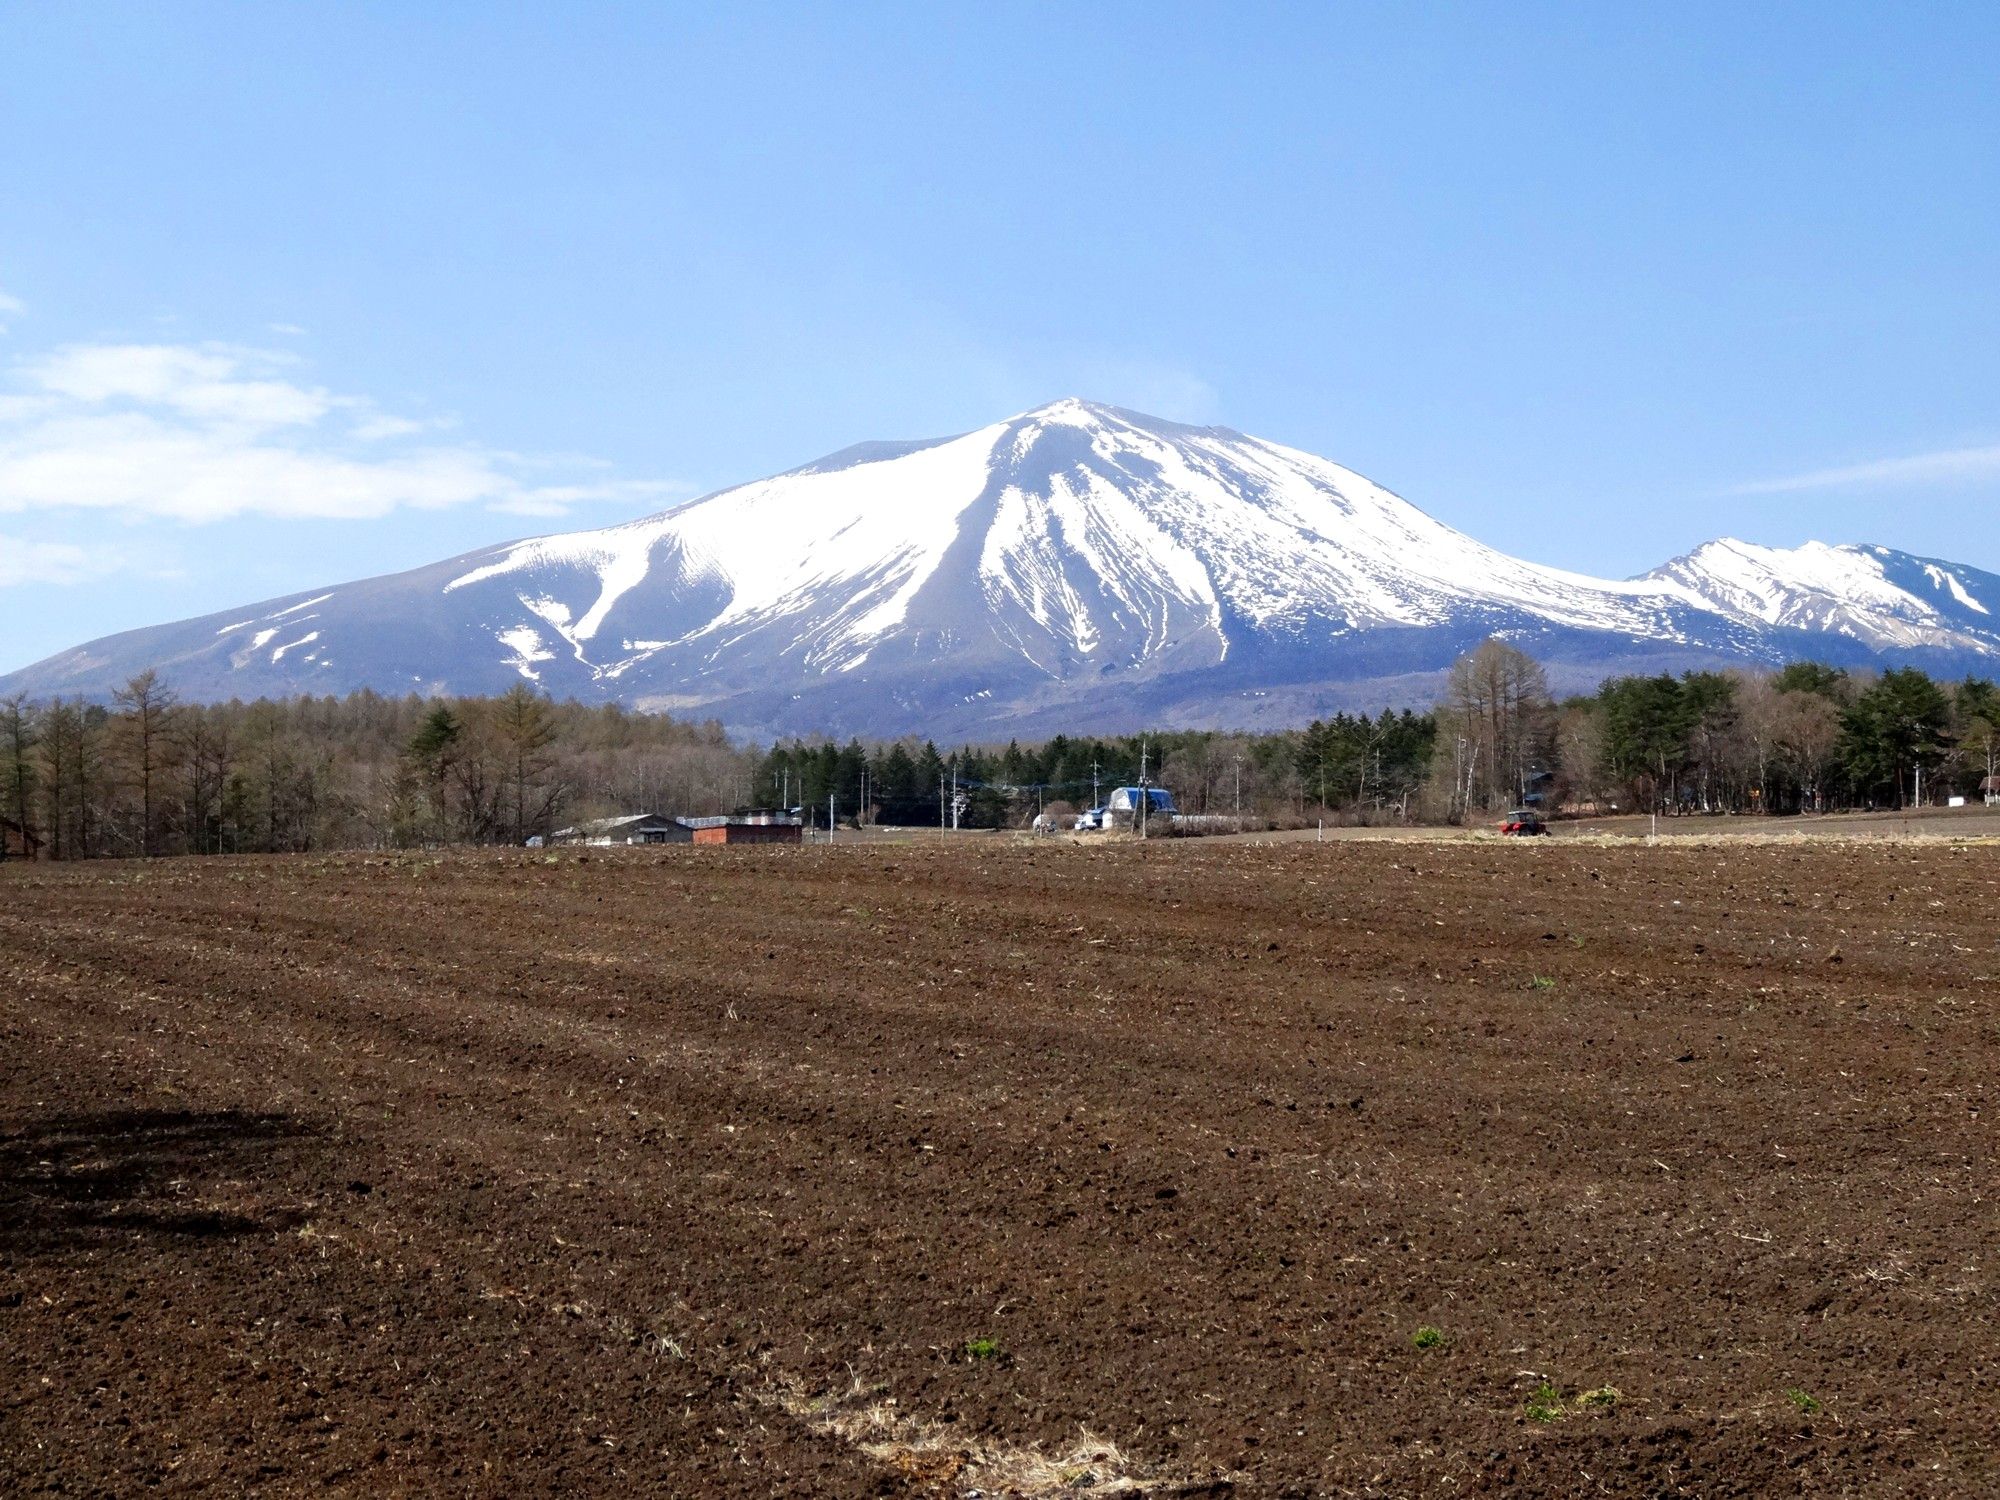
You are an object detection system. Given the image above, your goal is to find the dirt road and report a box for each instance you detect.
[3,841,1994,1495]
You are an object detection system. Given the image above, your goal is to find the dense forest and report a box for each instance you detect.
[3,642,1996,859]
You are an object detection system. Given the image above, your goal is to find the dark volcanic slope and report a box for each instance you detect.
[3,840,1996,1496]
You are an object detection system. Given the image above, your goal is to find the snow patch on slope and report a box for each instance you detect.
[497,625,555,680]
[1924,562,1988,614]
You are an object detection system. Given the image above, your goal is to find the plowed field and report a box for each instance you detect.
[3,840,1995,1496]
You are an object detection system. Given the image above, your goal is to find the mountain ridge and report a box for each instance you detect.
[7,399,1998,737]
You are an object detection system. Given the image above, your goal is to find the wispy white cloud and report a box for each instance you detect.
[33,343,336,427]
[489,478,683,517]
[0,532,121,587]
[1732,444,2000,495]
[0,288,24,335]
[0,339,686,524]
[351,412,430,441]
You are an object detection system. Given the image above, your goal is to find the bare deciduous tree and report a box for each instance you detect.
[2,693,36,857]
[1771,689,1843,813]
[1433,640,1553,814]
[114,669,180,856]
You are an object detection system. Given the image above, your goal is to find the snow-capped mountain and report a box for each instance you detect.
[6,399,1997,736]
[1645,538,2000,655]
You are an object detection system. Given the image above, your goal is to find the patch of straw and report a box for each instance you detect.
[760,1374,1231,1497]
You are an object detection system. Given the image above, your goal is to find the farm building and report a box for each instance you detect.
[547,813,691,846]
[1984,775,2000,806]
[1107,786,1177,815]
[546,810,804,847]
[680,812,803,845]
[1104,788,1176,824]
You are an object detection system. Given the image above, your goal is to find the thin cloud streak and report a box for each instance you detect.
[0,339,687,524]
[1732,444,2000,495]
[0,532,120,587]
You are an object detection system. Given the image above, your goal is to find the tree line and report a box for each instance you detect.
[1,674,748,859]
[1565,660,1998,814]
[1429,640,1998,817]
[758,642,1999,828]
[752,707,1438,831]
[4,645,1996,858]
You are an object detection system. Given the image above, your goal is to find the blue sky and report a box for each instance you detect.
[3,2,1997,673]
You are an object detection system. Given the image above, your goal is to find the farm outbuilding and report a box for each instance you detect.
[547,813,691,846]
[1107,786,1176,816]
[547,809,804,847]
[2,817,42,859]
[681,812,803,845]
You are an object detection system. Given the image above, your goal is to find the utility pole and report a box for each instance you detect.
[1138,740,1149,839]
[938,774,946,839]
[1091,759,1101,811]
[951,761,960,831]
[828,791,836,843]
[1233,754,1242,820]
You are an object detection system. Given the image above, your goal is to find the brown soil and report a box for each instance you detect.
[3,841,1995,1496]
